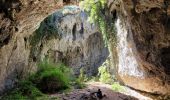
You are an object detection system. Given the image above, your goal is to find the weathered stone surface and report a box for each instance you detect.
[0,0,78,94]
[1,0,170,96]
[109,0,170,95]
[31,7,109,76]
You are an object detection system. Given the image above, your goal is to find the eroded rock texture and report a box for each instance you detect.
[30,7,108,76]
[109,0,170,95]
[0,0,78,94]
[1,0,170,96]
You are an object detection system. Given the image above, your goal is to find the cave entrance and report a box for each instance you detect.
[28,2,150,100]
[30,5,110,78]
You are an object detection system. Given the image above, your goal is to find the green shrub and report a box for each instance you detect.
[74,79,86,89]
[88,76,99,82]
[78,68,88,82]
[111,83,125,92]
[98,60,114,84]
[31,60,72,93]
[1,80,46,100]
[1,60,73,99]
[73,68,87,89]
[2,91,27,100]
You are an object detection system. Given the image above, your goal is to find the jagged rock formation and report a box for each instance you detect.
[30,6,108,76]
[108,0,170,95]
[0,0,78,94]
[1,0,170,97]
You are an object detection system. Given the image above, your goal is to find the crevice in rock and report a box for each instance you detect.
[145,52,150,61]
[72,23,76,41]
[32,56,37,62]
[161,47,170,75]
[111,10,117,21]
[63,0,70,4]
[79,22,84,35]
[0,0,22,20]
[0,34,11,48]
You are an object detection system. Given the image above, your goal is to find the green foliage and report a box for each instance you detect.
[78,67,88,82]
[80,0,116,46]
[74,79,86,89]
[31,60,72,93]
[1,80,46,100]
[88,76,99,82]
[98,59,114,84]
[98,66,113,84]
[111,83,125,92]
[74,68,87,89]
[1,60,73,99]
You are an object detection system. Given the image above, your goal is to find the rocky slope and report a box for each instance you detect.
[108,0,170,95]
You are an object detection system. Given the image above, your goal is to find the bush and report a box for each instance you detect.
[111,83,125,92]
[73,68,87,89]
[1,80,46,100]
[31,60,72,93]
[1,60,73,99]
[98,65,113,84]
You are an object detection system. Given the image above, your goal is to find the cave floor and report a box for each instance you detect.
[49,82,151,100]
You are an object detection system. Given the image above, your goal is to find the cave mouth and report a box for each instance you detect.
[0,1,157,99]
[29,5,110,77]
[22,3,154,99]
[25,4,151,100]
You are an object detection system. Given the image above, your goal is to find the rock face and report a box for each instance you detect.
[109,0,170,95]
[0,0,78,94]
[30,7,108,76]
[1,0,170,96]
[0,2,108,94]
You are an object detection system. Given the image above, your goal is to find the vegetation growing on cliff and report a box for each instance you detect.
[80,0,118,73]
[80,0,117,46]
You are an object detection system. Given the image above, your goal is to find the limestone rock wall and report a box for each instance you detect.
[109,0,170,95]
[0,0,78,94]
[32,7,109,76]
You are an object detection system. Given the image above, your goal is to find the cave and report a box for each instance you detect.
[1,0,170,99]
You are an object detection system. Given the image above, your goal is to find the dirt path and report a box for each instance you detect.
[50,82,142,100]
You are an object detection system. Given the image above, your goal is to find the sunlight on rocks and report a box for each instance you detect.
[116,18,144,78]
